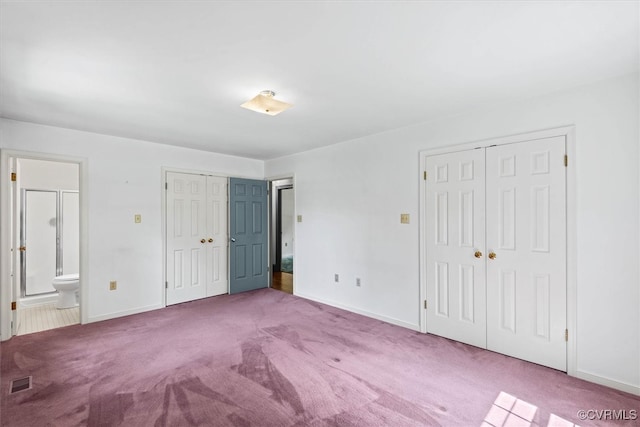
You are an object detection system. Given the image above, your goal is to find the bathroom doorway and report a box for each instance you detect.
[270,178,294,295]
[13,158,80,335]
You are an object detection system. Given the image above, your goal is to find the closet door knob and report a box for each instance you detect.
[200,239,206,244]
[208,238,213,243]
[488,252,497,260]
[474,251,482,258]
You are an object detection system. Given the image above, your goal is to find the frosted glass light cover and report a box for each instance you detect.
[240,93,292,116]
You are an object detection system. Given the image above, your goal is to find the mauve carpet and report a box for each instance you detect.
[1,289,638,426]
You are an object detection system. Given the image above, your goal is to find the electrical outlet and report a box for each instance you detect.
[109,281,117,291]
[334,274,339,283]
[356,278,361,287]
[297,215,303,223]
[134,214,142,223]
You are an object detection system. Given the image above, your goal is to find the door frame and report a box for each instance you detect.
[268,175,295,289]
[419,125,577,375]
[0,149,88,340]
[270,178,293,274]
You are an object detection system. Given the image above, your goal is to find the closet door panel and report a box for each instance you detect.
[425,149,486,348]
[485,136,567,371]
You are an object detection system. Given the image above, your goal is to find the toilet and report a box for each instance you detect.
[52,273,79,309]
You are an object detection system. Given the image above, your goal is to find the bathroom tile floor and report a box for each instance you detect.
[17,303,79,335]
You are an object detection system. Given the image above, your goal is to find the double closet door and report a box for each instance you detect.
[166,173,228,305]
[425,136,567,371]
[165,173,269,305]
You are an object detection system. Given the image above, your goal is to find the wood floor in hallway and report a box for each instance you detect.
[272,271,293,294]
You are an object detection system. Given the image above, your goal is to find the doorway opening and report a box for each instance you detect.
[12,157,80,335]
[270,178,294,295]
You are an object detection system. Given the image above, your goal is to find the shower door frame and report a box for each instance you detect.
[20,189,79,298]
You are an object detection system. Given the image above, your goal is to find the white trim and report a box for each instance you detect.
[295,292,420,332]
[565,128,577,378]
[87,303,163,324]
[266,172,296,182]
[419,153,428,334]
[421,125,576,157]
[0,149,88,341]
[576,370,640,396]
[418,126,576,375]
[266,173,296,290]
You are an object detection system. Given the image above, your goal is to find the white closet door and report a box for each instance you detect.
[426,149,487,348]
[485,136,567,371]
[166,172,207,305]
[205,176,228,297]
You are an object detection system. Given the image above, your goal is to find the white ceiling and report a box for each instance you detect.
[1,1,638,160]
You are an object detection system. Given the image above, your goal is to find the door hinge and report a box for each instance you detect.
[165,281,168,289]
[423,171,427,180]
[11,301,16,311]
[565,329,568,342]
[165,182,168,190]
[564,155,568,167]
[424,300,427,309]
[11,172,16,182]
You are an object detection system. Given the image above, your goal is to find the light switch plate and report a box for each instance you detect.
[400,213,410,224]
[297,215,302,223]
[134,214,142,223]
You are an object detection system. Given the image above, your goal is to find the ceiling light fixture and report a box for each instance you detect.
[240,90,292,116]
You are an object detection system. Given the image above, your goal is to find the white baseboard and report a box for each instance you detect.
[294,292,420,332]
[575,370,640,396]
[86,303,163,324]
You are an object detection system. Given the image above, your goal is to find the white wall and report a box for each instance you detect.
[18,158,79,190]
[265,72,640,394]
[0,119,263,325]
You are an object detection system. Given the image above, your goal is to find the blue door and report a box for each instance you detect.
[229,178,268,294]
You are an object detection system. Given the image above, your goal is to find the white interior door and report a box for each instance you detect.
[206,176,228,296]
[485,137,567,371]
[166,172,207,305]
[425,149,487,348]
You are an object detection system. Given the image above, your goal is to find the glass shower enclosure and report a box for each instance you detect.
[20,189,79,297]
